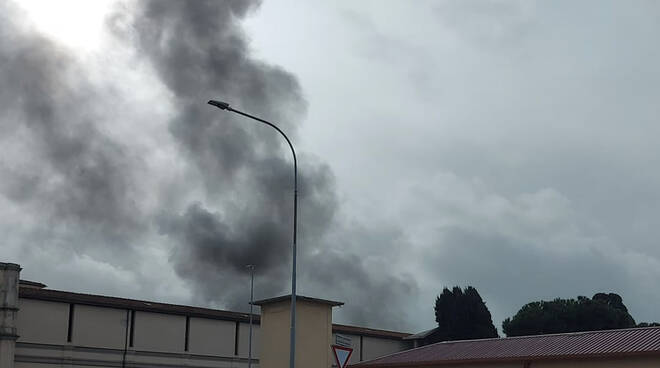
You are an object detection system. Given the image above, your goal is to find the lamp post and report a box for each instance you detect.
[208,100,298,368]
[246,264,255,368]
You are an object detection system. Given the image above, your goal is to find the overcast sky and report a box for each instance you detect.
[2,0,660,333]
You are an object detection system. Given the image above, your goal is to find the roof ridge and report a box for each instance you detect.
[410,325,660,346]
[497,325,660,341]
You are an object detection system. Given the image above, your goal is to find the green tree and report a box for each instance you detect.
[502,293,636,337]
[432,286,498,342]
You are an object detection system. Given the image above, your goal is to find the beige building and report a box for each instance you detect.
[0,262,412,368]
[9,260,658,368]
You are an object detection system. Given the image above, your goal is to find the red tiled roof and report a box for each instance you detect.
[353,327,660,367]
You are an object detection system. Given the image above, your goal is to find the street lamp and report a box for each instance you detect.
[208,100,298,368]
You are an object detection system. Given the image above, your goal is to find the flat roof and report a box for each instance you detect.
[253,294,344,307]
[354,326,660,367]
[19,286,257,323]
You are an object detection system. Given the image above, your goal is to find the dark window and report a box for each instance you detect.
[67,304,75,342]
[129,310,136,347]
[360,336,364,361]
[234,321,240,356]
[185,316,190,351]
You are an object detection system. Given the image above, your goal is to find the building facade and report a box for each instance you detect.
[0,262,412,368]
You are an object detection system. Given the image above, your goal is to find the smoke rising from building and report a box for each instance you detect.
[0,0,417,330]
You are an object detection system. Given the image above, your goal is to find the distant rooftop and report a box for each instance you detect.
[334,323,411,340]
[253,294,344,307]
[402,327,438,340]
[355,326,660,367]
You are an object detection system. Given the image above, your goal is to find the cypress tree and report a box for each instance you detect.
[433,286,498,342]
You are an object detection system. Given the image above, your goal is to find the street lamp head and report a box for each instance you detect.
[208,100,230,110]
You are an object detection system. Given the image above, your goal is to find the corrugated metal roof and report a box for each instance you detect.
[354,327,660,367]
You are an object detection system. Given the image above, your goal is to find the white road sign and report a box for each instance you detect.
[332,345,353,368]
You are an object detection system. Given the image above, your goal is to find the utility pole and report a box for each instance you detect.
[247,264,255,368]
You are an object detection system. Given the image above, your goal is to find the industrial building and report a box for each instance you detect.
[4,261,660,368]
[0,262,411,368]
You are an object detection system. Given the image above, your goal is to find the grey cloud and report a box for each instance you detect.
[7,0,660,335]
[0,0,418,331]
[108,0,418,328]
[426,226,656,330]
[0,1,145,255]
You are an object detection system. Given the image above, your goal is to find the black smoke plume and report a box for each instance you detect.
[0,0,417,330]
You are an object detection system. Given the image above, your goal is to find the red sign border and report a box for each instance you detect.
[331,344,354,368]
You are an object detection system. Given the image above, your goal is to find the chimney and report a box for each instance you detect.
[0,262,21,368]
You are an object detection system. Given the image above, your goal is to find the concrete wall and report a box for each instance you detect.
[14,298,258,368]
[16,299,69,345]
[361,336,410,362]
[188,317,235,356]
[297,301,333,368]
[237,322,260,358]
[72,304,127,349]
[1,263,20,368]
[132,311,186,352]
[13,295,410,368]
[260,300,293,368]
[260,299,334,368]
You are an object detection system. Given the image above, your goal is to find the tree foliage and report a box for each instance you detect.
[637,322,660,327]
[432,286,498,343]
[502,293,636,337]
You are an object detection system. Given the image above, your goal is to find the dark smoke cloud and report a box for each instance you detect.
[0,0,417,330]
[0,1,146,257]
[112,0,417,328]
